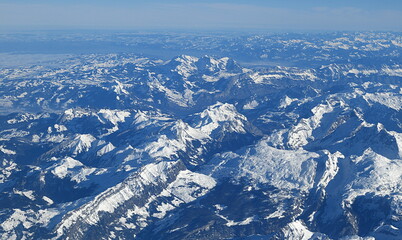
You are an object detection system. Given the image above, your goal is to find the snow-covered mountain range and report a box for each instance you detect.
[0,32,402,239]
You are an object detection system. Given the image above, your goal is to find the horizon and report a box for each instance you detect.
[1,28,401,35]
[1,1,402,32]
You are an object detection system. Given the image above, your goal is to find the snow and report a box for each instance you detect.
[206,140,320,192]
[0,129,29,140]
[0,160,18,184]
[138,161,175,184]
[61,108,93,121]
[159,170,216,203]
[153,203,176,219]
[340,236,375,240]
[13,189,36,201]
[243,100,259,110]
[391,40,402,47]
[294,70,317,80]
[96,142,115,156]
[46,134,96,157]
[71,134,96,154]
[344,68,378,76]
[279,96,297,109]
[50,157,82,178]
[53,124,67,132]
[2,38,402,239]
[98,109,130,125]
[113,80,129,95]
[144,135,186,159]
[132,110,171,130]
[194,102,247,135]
[54,161,215,238]
[55,161,176,232]
[382,66,402,77]
[49,157,95,183]
[324,41,350,50]
[1,209,31,231]
[249,72,283,83]
[171,55,198,78]
[225,216,255,227]
[140,120,208,160]
[389,131,402,158]
[6,113,48,124]
[147,72,194,107]
[1,208,59,232]
[0,145,16,155]
[344,148,402,205]
[287,102,334,149]
[173,120,210,143]
[316,151,344,191]
[282,220,314,240]
[363,92,402,111]
[265,209,286,219]
[42,196,54,205]
[43,134,65,143]
[202,74,220,82]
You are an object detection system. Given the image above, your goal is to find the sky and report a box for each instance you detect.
[1,0,402,31]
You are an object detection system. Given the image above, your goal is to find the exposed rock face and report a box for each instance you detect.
[1,32,402,240]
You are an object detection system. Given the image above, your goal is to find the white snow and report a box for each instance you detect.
[363,92,402,111]
[141,120,209,160]
[45,134,96,157]
[225,216,255,227]
[172,55,198,78]
[249,72,283,83]
[145,135,186,159]
[344,148,402,205]
[54,161,215,238]
[287,102,334,149]
[42,196,54,205]
[282,220,314,240]
[1,208,59,232]
[96,142,115,156]
[206,140,320,192]
[382,66,402,77]
[113,80,129,95]
[159,170,216,203]
[243,100,259,110]
[98,109,130,125]
[53,124,67,132]
[13,189,36,201]
[48,157,95,183]
[0,145,16,155]
[147,72,194,107]
[61,108,93,122]
[0,160,18,184]
[317,151,344,191]
[279,96,298,109]
[194,102,247,135]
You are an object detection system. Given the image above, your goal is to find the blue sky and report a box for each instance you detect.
[1,0,402,31]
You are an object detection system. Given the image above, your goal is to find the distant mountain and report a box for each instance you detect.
[0,32,402,240]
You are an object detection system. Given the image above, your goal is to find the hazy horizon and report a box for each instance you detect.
[1,0,402,32]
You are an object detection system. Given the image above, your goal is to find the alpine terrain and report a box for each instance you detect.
[0,31,402,240]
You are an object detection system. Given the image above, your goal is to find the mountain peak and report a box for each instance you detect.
[193,102,247,135]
